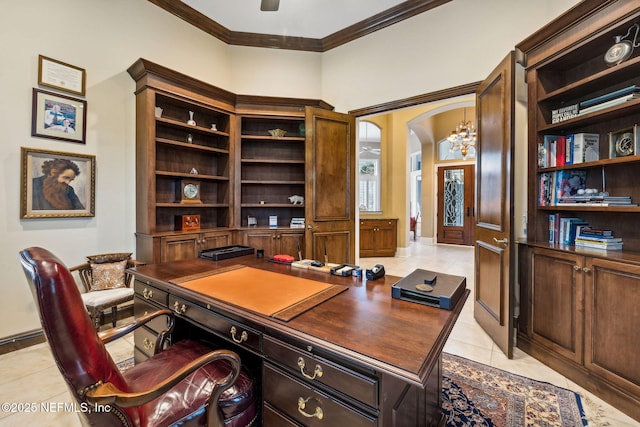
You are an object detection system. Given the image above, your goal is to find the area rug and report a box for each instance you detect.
[117,354,589,426]
[442,353,588,426]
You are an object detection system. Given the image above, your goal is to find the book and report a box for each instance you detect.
[555,170,587,201]
[567,133,599,164]
[575,234,622,243]
[579,228,613,237]
[538,172,553,206]
[579,85,640,109]
[578,93,640,115]
[575,240,623,250]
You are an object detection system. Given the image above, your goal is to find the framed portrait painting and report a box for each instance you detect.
[21,147,95,219]
[31,88,86,144]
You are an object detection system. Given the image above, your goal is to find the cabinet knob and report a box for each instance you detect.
[573,265,581,271]
[582,267,591,273]
[143,288,153,299]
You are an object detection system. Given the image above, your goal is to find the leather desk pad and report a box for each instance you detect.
[171,266,347,321]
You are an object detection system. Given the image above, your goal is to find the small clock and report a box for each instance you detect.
[177,179,202,204]
[609,126,639,158]
[615,132,634,156]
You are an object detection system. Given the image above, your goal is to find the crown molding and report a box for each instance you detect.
[148,0,451,52]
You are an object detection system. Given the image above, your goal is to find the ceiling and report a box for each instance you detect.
[149,0,451,52]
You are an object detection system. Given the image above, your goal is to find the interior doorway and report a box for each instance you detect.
[437,164,475,245]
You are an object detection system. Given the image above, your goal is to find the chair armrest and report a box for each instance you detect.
[98,309,175,353]
[85,349,240,427]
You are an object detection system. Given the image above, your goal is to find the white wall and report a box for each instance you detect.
[0,0,579,340]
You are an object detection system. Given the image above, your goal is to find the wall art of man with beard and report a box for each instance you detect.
[32,158,85,210]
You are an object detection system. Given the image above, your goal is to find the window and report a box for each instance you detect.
[358,121,381,212]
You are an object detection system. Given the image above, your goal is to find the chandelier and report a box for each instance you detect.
[448,109,476,158]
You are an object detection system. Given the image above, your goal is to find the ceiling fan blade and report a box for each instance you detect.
[261,0,279,11]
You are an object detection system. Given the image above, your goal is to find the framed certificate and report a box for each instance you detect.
[38,55,86,96]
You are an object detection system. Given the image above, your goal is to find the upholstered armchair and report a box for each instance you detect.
[70,252,142,330]
[19,247,257,427]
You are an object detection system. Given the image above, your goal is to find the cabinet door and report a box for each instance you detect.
[359,221,376,256]
[530,248,584,363]
[305,107,356,264]
[200,231,230,251]
[242,230,276,258]
[160,234,200,262]
[276,231,304,259]
[375,220,397,256]
[584,257,640,397]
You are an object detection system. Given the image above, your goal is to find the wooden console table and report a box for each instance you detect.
[129,255,468,426]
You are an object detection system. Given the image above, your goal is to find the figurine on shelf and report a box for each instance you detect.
[288,195,304,205]
[187,134,193,143]
[187,111,196,126]
[211,124,217,131]
[190,167,198,175]
[155,107,163,118]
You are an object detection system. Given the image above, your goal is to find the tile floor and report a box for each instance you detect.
[0,242,637,426]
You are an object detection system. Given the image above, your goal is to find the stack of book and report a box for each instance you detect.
[290,217,305,228]
[574,228,623,250]
[557,195,636,206]
[577,85,640,116]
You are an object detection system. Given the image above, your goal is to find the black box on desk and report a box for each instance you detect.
[391,269,466,310]
[199,245,254,261]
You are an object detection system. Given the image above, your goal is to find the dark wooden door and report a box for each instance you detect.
[305,107,356,264]
[474,51,516,358]
[437,164,475,245]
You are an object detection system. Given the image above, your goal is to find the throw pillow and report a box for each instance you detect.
[90,260,128,291]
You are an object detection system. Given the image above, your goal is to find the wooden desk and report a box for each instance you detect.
[130,255,468,427]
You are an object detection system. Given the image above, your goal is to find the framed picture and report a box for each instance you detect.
[38,55,86,96]
[21,147,95,218]
[31,88,87,144]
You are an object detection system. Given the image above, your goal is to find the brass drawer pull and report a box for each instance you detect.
[297,397,323,420]
[142,288,153,299]
[297,357,323,380]
[173,301,187,314]
[143,338,154,351]
[230,326,248,344]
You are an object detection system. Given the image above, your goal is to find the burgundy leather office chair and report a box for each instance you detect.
[19,247,257,427]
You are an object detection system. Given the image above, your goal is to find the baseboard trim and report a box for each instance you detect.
[0,329,45,355]
[0,305,134,355]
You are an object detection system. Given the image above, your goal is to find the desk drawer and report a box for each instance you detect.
[134,280,168,307]
[264,364,376,427]
[264,336,378,408]
[168,295,261,352]
[134,325,160,360]
[134,296,171,333]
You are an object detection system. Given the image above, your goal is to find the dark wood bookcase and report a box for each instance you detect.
[517,2,640,421]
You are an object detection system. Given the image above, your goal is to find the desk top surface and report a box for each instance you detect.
[130,256,468,386]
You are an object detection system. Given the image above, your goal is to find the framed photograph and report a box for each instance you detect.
[38,55,86,96]
[21,147,95,219]
[31,88,87,144]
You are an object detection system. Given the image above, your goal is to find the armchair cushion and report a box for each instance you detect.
[81,287,134,307]
[90,260,128,290]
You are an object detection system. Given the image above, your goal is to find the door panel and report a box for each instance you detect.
[474,51,516,358]
[437,165,475,245]
[305,107,356,264]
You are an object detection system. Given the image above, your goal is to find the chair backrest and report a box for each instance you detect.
[19,247,136,426]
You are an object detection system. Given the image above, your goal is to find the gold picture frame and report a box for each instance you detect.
[21,147,95,219]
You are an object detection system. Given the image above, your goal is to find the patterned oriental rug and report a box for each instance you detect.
[118,354,589,426]
[442,353,588,426]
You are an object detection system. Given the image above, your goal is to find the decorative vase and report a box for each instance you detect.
[187,111,196,126]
